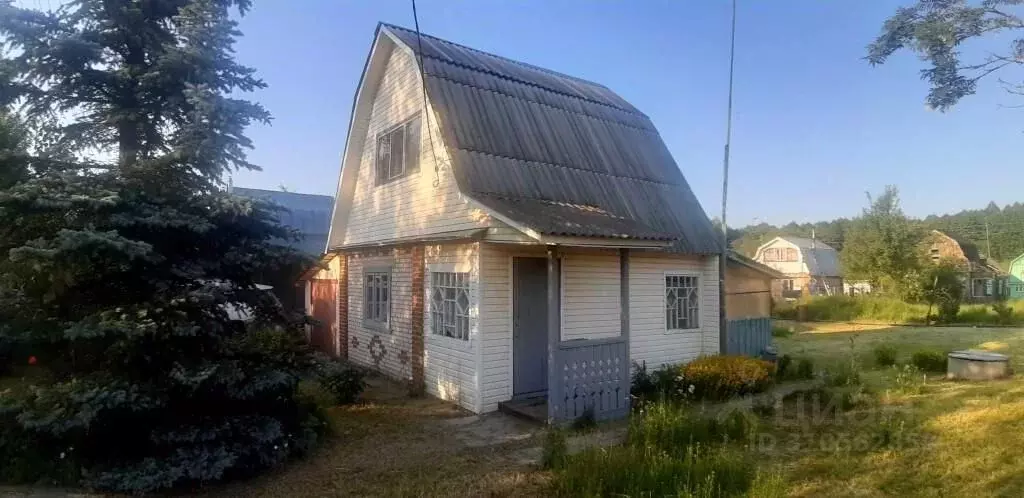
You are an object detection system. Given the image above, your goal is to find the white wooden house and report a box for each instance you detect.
[304,24,722,421]
[753,236,842,299]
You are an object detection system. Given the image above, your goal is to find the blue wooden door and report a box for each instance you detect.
[513,257,549,398]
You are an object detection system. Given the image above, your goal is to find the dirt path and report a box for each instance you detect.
[204,377,552,498]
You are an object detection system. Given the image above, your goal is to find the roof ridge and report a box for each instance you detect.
[380,22,611,90]
[457,147,680,188]
[424,68,652,130]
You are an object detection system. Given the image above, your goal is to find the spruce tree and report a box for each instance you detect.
[0,0,323,492]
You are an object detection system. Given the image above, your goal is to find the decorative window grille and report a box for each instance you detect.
[430,272,470,340]
[665,274,700,330]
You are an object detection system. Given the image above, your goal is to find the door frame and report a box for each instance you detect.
[510,255,560,400]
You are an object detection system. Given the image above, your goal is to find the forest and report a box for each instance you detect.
[731,201,1024,267]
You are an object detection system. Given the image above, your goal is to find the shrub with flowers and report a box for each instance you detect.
[677,356,775,402]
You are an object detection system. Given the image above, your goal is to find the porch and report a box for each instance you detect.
[499,247,632,424]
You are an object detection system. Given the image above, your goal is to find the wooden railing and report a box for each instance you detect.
[549,337,630,422]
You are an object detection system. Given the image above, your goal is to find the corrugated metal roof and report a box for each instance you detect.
[232,187,334,256]
[382,24,721,254]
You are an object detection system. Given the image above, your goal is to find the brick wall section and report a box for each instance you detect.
[338,253,349,360]
[410,245,426,395]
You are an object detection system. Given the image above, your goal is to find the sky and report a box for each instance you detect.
[20,0,1024,227]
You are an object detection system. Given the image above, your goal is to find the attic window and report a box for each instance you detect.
[375,114,421,185]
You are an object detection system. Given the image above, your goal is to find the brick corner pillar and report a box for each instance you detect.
[337,253,349,360]
[410,245,426,396]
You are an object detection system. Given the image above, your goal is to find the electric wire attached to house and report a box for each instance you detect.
[411,0,443,189]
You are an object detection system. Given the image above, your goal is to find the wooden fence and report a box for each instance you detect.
[725,317,773,357]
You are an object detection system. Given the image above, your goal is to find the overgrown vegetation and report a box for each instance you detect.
[312,354,366,405]
[911,350,948,373]
[550,402,784,497]
[873,344,898,367]
[775,295,1024,326]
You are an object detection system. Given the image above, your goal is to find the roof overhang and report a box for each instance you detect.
[728,252,785,279]
[328,228,488,252]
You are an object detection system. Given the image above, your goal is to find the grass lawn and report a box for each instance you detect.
[763,322,1024,497]
[14,324,1020,496]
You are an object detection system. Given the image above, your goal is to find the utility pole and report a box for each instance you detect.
[985,220,992,259]
[718,0,737,356]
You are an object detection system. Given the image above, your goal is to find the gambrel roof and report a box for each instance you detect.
[381,24,720,253]
[328,24,720,253]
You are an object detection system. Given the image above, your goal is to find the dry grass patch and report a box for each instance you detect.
[203,377,549,498]
[763,325,1024,497]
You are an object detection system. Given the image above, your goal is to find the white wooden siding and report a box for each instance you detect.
[478,246,720,412]
[423,243,480,412]
[629,253,720,369]
[347,249,414,381]
[753,239,805,275]
[339,45,490,246]
[562,252,621,341]
[478,244,545,412]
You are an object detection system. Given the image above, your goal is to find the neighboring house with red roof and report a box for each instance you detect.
[303,24,722,422]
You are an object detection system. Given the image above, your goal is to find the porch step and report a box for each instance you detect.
[499,397,548,423]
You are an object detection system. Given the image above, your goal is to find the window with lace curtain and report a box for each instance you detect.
[375,114,421,185]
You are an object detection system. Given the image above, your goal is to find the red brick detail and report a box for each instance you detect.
[337,254,349,360]
[410,246,426,394]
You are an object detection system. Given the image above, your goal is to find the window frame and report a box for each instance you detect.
[374,113,421,186]
[663,271,702,333]
[362,265,392,332]
[426,267,473,344]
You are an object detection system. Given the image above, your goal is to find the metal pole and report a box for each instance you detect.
[718,0,737,355]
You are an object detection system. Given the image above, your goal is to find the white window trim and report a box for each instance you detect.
[425,263,477,351]
[374,113,421,186]
[663,270,702,334]
[362,264,392,332]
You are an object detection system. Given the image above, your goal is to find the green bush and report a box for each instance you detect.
[775,354,793,379]
[911,350,947,373]
[677,356,774,401]
[992,300,1016,325]
[796,357,815,380]
[297,379,336,413]
[771,325,793,338]
[873,345,898,367]
[312,353,366,405]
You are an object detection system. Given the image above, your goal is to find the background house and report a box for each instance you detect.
[753,236,842,300]
[1007,253,1024,299]
[304,24,722,422]
[923,230,1007,302]
[231,187,334,256]
[231,187,334,311]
